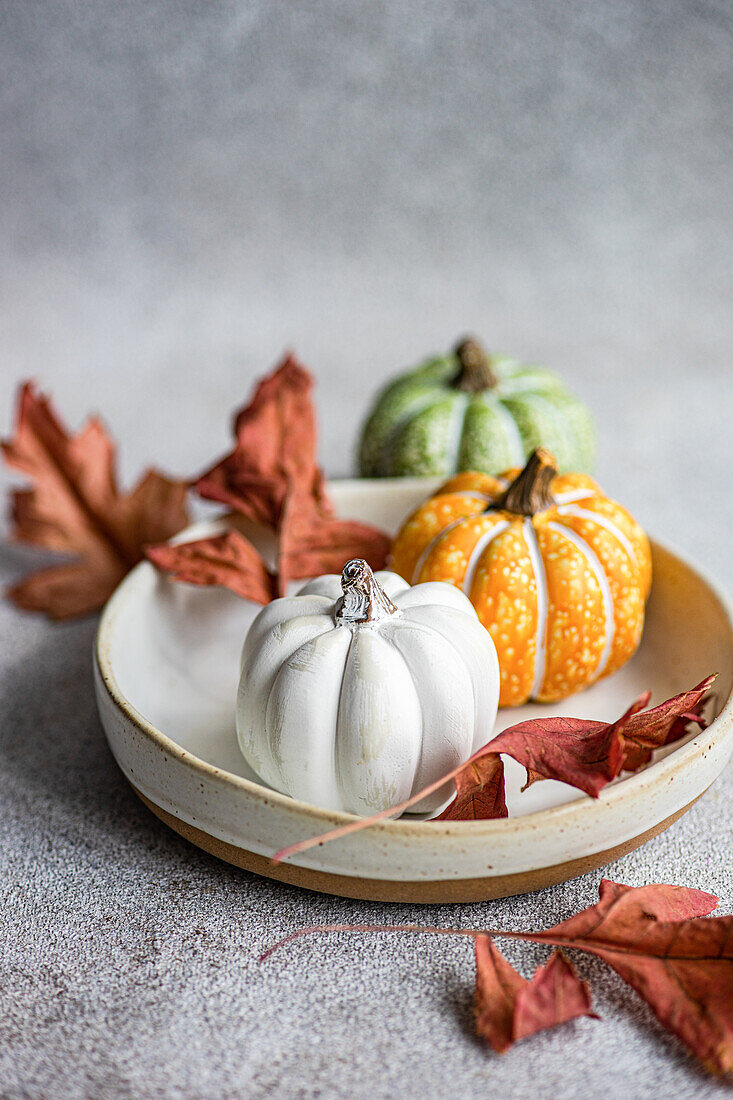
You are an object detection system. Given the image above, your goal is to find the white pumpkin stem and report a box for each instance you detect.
[453,337,498,392]
[496,447,558,516]
[335,559,398,624]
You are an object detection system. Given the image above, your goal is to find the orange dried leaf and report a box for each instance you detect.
[146,531,276,605]
[190,352,390,595]
[9,560,129,621]
[277,490,390,596]
[195,353,325,528]
[3,383,189,620]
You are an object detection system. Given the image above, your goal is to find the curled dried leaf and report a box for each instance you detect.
[145,531,277,604]
[435,754,507,821]
[473,936,525,1052]
[618,676,714,771]
[195,353,322,527]
[513,950,598,1042]
[474,938,595,1051]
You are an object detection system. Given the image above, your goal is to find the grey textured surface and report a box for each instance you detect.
[1,2,732,1097]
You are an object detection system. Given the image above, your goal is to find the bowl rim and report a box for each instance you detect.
[95,479,733,840]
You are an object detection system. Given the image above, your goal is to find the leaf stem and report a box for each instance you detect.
[259,916,725,965]
[259,922,510,962]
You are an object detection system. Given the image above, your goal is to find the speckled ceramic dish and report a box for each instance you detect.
[94,479,733,902]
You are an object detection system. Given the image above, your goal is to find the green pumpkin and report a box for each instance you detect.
[358,338,596,478]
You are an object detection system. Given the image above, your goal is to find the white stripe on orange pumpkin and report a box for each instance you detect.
[548,520,615,680]
[553,489,596,505]
[556,504,638,566]
[461,519,512,598]
[523,518,550,699]
[411,515,470,584]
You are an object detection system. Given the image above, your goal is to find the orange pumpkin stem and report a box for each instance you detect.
[496,448,558,516]
[453,337,498,392]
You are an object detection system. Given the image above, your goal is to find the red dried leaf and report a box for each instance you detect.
[115,470,191,554]
[619,676,714,771]
[454,678,714,813]
[486,694,650,799]
[473,936,526,1052]
[441,677,714,819]
[553,878,720,928]
[513,950,597,1042]
[523,879,732,1074]
[436,753,507,821]
[3,383,189,620]
[259,880,727,1073]
[474,938,594,1052]
[195,353,325,528]
[146,531,276,605]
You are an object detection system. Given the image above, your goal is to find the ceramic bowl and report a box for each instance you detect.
[94,479,733,902]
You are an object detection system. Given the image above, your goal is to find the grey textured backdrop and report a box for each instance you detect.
[1,3,731,1098]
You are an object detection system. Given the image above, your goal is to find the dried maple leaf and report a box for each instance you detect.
[260,880,729,1074]
[3,383,189,620]
[485,694,650,799]
[271,677,716,862]
[146,531,277,605]
[474,937,596,1052]
[437,677,714,821]
[195,353,326,528]
[485,676,714,800]
[522,880,732,1075]
[150,352,390,600]
[436,700,639,820]
[473,936,525,1052]
[513,950,598,1041]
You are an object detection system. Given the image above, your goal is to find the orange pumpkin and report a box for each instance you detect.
[389,449,651,706]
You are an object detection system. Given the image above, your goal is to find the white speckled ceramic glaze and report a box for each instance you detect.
[94,479,733,899]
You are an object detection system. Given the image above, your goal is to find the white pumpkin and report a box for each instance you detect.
[236,559,500,815]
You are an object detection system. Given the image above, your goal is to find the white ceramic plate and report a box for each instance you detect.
[94,479,733,902]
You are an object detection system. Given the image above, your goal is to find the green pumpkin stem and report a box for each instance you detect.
[453,337,498,392]
[496,448,558,516]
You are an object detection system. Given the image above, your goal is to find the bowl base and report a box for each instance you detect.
[133,784,704,903]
